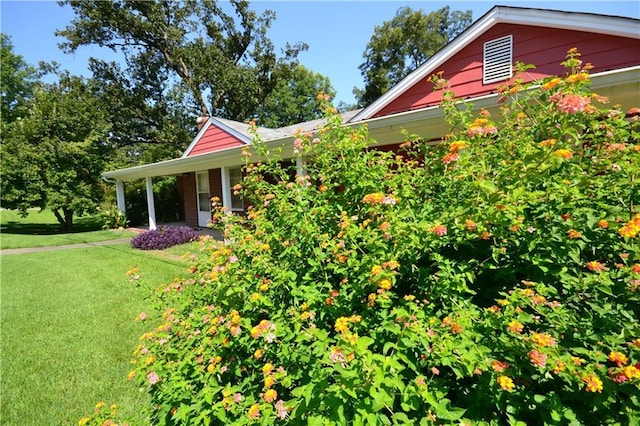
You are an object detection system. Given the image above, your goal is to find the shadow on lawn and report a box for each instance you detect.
[0,216,104,235]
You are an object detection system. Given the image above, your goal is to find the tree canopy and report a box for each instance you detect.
[355,6,472,107]
[56,0,335,162]
[255,64,335,128]
[0,34,38,123]
[1,68,111,230]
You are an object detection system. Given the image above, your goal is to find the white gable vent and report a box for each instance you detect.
[483,35,512,84]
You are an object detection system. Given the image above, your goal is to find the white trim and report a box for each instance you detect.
[295,157,306,176]
[115,180,126,213]
[182,117,253,158]
[349,6,640,123]
[220,166,232,213]
[145,176,156,230]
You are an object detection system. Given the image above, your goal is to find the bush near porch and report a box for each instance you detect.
[91,52,639,425]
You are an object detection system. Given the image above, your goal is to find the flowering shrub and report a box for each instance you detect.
[131,226,199,250]
[98,203,128,230]
[87,51,639,425]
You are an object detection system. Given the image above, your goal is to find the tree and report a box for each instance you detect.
[254,64,336,128]
[0,34,38,123]
[1,72,111,230]
[56,0,331,159]
[354,6,472,107]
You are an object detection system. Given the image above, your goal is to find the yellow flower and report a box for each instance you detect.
[78,418,90,426]
[264,375,275,389]
[378,279,392,290]
[254,349,263,359]
[371,265,383,276]
[263,389,278,403]
[582,373,603,393]
[497,375,515,391]
[531,332,556,347]
[262,363,274,375]
[508,321,524,334]
[623,365,640,379]
[248,403,260,420]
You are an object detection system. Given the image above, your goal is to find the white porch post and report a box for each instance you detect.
[296,156,306,176]
[115,180,126,213]
[145,176,157,230]
[220,166,232,212]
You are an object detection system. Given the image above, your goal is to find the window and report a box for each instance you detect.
[229,167,243,211]
[196,172,210,213]
[483,35,512,84]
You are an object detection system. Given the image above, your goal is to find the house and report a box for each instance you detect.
[102,6,640,230]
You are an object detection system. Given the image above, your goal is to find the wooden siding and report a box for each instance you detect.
[186,124,246,157]
[376,24,640,117]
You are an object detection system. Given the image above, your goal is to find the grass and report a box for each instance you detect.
[0,211,200,425]
[0,209,136,249]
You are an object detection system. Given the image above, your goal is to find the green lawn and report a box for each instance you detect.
[0,209,136,249]
[1,241,195,424]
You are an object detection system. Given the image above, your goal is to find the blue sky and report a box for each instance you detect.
[1,1,639,106]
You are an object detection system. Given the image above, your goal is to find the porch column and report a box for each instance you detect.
[220,166,232,212]
[296,156,306,176]
[145,176,157,230]
[115,180,126,213]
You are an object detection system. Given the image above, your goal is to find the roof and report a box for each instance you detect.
[349,5,640,122]
[183,109,363,157]
[103,5,639,181]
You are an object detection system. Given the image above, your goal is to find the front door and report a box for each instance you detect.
[196,171,211,227]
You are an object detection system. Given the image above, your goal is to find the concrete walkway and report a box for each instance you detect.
[0,238,134,255]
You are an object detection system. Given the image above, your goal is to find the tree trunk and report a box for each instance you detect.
[53,208,74,232]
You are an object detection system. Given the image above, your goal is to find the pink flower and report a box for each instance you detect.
[556,93,591,114]
[137,312,147,321]
[233,393,243,403]
[528,349,547,368]
[147,371,159,385]
[275,400,289,420]
[431,224,448,237]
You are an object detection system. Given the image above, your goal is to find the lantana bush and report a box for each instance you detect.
[89,51,639,425]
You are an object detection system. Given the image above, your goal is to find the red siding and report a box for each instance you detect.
[186,124,245,157]
[376,24,640,117]
[182,172,198,228]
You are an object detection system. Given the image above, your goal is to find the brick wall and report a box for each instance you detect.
[182,172,198,228]
[208,168,223,221]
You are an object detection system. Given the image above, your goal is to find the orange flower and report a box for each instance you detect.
[567,229,582,239]
[608,351,628,366]
[586,261,608,273]
[508,321,524,334]
[597,220,609,229]
[554,149,573,159]
[491,360,510,372]
[465,219,477,232]
[442,152,460,165]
